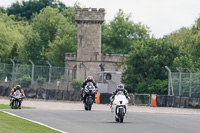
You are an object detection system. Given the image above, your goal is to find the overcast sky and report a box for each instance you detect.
[1,0,200,38]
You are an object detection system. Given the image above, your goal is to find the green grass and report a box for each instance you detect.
[0,104,34,109]
[0,111,60,133]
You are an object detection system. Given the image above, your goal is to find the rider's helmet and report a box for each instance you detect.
[117,84,124,91]
[16,85,21,90]
[86,76,94,82]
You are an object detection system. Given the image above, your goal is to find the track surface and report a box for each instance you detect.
[2,109,200,133]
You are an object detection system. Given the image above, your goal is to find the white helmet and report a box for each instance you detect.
[117,84,124,90]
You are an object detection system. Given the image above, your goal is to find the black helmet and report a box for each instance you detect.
[16,85,21,90]
[117,84,124,91]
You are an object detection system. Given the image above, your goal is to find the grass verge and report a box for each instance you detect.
[0,111,60,133]
[0,104,34,109]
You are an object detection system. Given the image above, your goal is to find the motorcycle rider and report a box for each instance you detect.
[110,84,129,106]
[10,85,25,109]
[80,76,98,102]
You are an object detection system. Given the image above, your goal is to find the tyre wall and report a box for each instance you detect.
[0,86,81,101]
[153,95,200,108]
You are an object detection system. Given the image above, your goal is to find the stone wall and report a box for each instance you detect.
[65,53,125,81]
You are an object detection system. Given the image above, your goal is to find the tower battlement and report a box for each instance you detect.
[65,52,77,61]
[75,8,105,23]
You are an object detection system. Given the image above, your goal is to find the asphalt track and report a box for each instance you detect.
[2,109,200,133]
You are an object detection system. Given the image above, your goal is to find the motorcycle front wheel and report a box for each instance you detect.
[118,108,124,123]
[87,97,93,111]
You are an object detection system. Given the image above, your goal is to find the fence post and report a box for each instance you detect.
[66,62,70,92]
[186,68,192,97]
[176,67,182,96]
[165,66,174,96]
[29,60,35,88]
[81,63,87,79]
[46,61,52,89]
[10,59,15,87]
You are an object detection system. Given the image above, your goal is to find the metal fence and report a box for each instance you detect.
[166,66,200,98]
[134,94,151,106]
[0,62,72,90]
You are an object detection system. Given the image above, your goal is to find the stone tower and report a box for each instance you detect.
[75,8,105,79]
[65,8,125,85]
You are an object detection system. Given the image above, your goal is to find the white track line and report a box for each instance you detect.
[1,111,67,133]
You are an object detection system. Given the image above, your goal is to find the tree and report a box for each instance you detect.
[17,28,43,64]
[47,24,77,66]
[70,79,83,91]
[122,38,187,94]
[0,12,25,62]
[6,0,66,21]
[102,9,150,54]
[166,15,200,61]
[0,7,6,13]
[19,7,77,65]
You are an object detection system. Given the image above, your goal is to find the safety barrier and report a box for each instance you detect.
[100,93,112,104]
[151,94,157,107]
[154,95,200,108]
[0,86,81,101]
[95,92,100,104]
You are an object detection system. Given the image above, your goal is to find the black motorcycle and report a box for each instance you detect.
[83,82,97,111]
[10,90,24,109]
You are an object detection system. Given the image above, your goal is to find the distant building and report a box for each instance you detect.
[65,8,126,91]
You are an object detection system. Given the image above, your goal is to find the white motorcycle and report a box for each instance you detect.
[111,91,128,123]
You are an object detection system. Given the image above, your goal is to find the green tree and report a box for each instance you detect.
[0,12,25,62]
[20,7,77,65]
[122,38,187,94]
[17,75,31,87]
[6,0,66,21]
[102,9,150,54]
[70,79,83,91]
[17,28,43,64]
[37,76,46,88]
[0,7,6,13]
[47,21,77,66]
